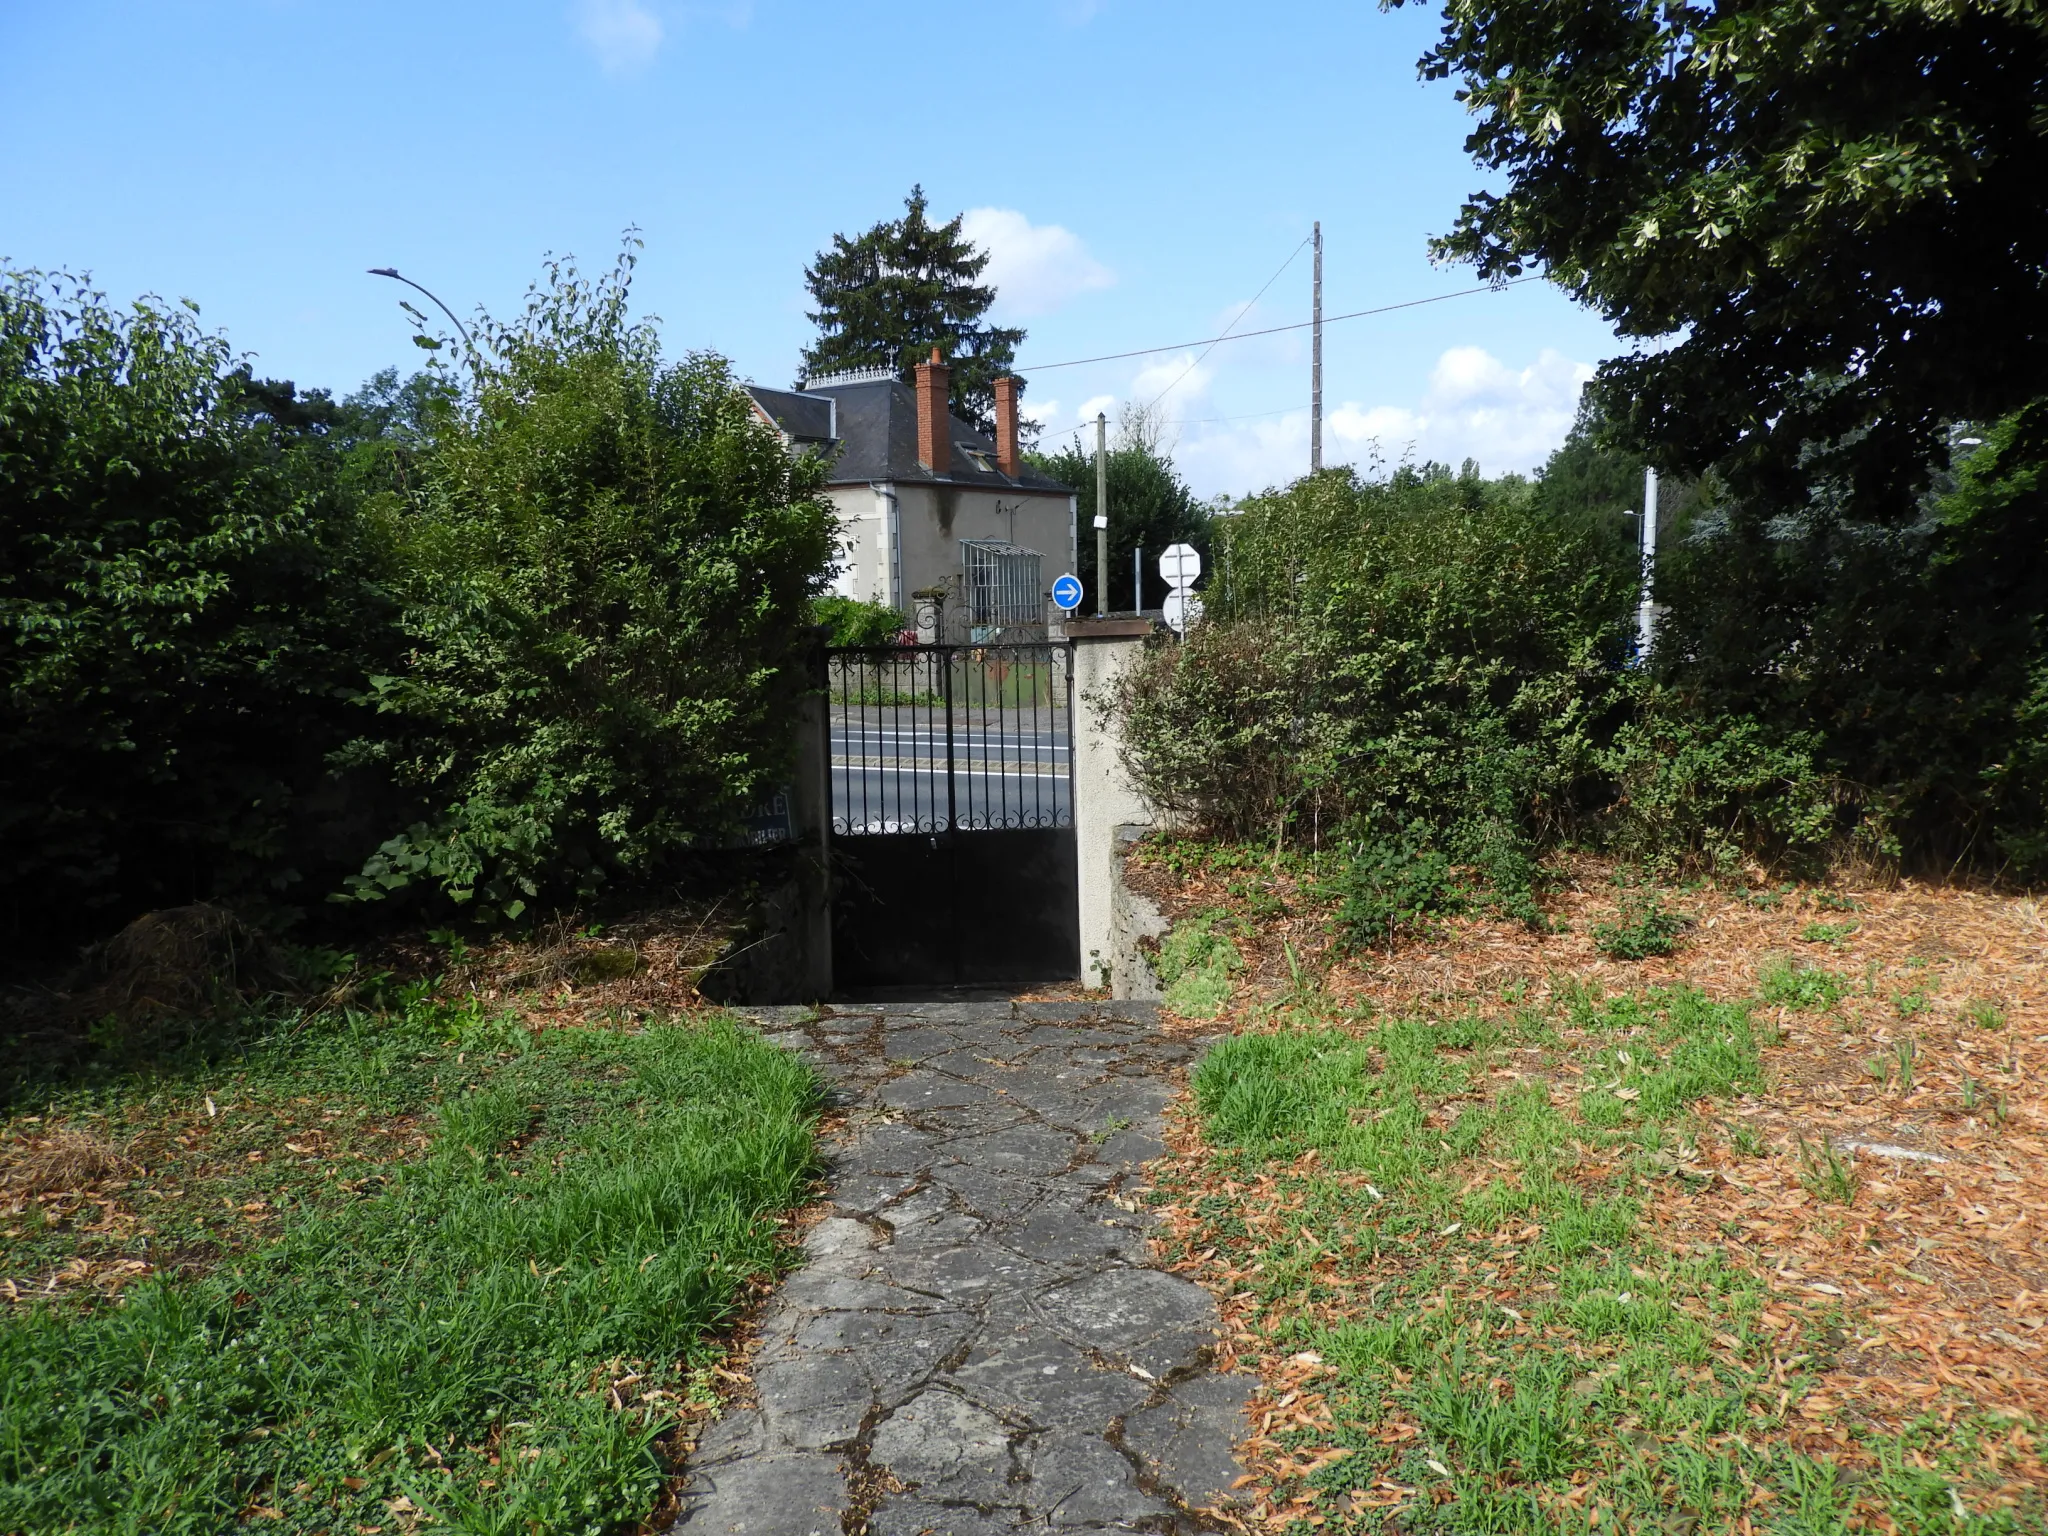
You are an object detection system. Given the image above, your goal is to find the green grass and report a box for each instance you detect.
[1964,999,2008,1031]
[1758,953,1847,1011]
[0,997,819,1536]
[1157,909,1244,1020]
[1799,919,1860,946]
[1165,979,2039,1534]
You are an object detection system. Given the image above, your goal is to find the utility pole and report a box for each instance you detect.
[1310,221,1323,474]
[1094,412,1109,618]
[1636,466,1660,657]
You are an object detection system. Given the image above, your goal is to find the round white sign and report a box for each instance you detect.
[1162,589,1204,634]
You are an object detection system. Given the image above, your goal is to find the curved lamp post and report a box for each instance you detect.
[367,267,473,350]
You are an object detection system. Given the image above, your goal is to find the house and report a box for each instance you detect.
[745,350,1078,641]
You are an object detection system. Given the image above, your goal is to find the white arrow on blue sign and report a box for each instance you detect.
[1050,573,1084,611]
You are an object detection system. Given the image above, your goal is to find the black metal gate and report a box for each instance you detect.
[826,642,1079,991]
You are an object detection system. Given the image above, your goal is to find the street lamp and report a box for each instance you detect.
[367,267,472,350]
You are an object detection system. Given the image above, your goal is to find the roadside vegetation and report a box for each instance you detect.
[0,966,819,1536]
[1,240,833,963]
[1131,840,2045,1533]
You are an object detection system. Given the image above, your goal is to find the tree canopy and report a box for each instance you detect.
[2,244,836,955]
[800,186,1026,435]
[1407,0,2048,502]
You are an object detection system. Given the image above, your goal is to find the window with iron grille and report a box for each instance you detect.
[962,541,1043,627]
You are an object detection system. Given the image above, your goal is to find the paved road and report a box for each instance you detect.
[832,714,1071,833]
[673,998,1249,1535]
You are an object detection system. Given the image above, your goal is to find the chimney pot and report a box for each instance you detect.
[993,375,1022,479]
[914,348,951,474]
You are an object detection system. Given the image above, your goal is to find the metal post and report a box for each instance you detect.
[1133,545,1143,615]
[1311,222,1323,474]
[1636,466,1660,657]
[1094,412,1109,617]
[941,645,958,834]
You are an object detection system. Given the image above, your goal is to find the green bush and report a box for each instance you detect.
[813,595,905,648]
[1599,706,1846,874]
[1117,464,1633,869]
[1654,399,2048,879]
[0,269,404,952]
[1330,836,1466,949]
[338,246,836,921]
[1113,617,1330,843]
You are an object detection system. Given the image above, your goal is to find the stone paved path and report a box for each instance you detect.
[673,998,1250,1535]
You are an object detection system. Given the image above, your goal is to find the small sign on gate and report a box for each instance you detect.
[1050,573,1083,612]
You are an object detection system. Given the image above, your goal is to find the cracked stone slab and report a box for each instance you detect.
[1123,1370,1258,1510]
[675,999,1249,1533]
[1037,1266,1221,1378]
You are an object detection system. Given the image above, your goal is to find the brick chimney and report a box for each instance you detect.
[993,375,1022,479]
[914,347,950,474]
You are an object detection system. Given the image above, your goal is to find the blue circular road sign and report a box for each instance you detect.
[1050,573,1084,611]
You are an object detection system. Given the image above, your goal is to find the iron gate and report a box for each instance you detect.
[826,642,1079,990]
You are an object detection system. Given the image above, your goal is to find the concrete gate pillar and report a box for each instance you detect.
[1066,619,1156,992]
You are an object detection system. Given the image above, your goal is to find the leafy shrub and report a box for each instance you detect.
[1115,401,2048,882]
[1116,464,1634,870]
[814,595,905,648]
[338,246,835,920]
[1599,706,1846,874]
[1113,617,1329,843]
[1591,892,1687,960]
[1154,909,1241,1020]
[1331,836,1466,949]
[0,269,404,954]
[1655,399,2048,879]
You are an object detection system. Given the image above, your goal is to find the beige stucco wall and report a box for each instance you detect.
[824,482,1077,625]
[1070,627,1158,993]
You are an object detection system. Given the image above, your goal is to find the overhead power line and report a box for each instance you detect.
[1143,235,1311,412]
[1014,275,1543,374]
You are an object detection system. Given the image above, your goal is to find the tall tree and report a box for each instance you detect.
[801,186,1025,435]
[1030,407,1208,611]
[1404,0,2048,505]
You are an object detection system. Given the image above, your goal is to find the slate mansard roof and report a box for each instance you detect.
[744,377,1073,494]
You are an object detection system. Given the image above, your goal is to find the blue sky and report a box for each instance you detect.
[1,0,1622,497]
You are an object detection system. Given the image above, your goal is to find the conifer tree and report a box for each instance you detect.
[800,186,1025,435]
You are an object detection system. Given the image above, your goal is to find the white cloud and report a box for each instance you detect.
[1324,346,1592,472]
[575,0,664,74]
[1165,346,1594,498]
[961,208,1113,318]
[1129,351,1215,414]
